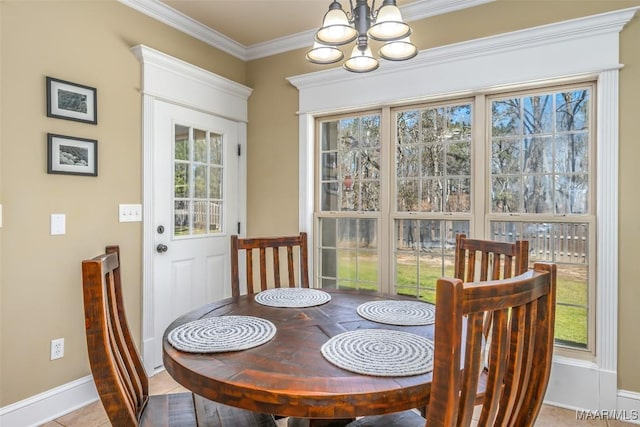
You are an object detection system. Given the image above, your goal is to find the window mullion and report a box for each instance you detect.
[474,94,486,238]
[188,126,194,234]
[379,106,392,294]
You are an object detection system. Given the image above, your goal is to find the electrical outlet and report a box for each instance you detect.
[51,338,64,360]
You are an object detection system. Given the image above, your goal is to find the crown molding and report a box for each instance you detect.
[119,0,246,59]
[400,0,494,22]
[119,0,495,61]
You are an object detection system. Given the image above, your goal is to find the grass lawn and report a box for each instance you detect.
[336,253,587,348]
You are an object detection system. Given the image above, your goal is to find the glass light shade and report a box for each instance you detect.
[306,42,344,64]
[367,4,411,41]
[315,7,358,46]
[344,45,379,73]
[379,38,418,61]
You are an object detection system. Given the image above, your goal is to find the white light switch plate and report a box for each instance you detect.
[119,204,142,222]
[50,214,65,235]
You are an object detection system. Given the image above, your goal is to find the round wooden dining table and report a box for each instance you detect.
[162,288,435,422]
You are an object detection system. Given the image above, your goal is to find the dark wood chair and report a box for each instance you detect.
[347,262,557,427]
[82,245,277,427]
[454,233,530,348]
[230,232,309,297]
[454,233,529,283]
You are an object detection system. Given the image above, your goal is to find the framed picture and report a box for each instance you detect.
[46,77,97,124]
[47,133,98,176]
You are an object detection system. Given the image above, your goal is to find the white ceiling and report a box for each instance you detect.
[121,0,494,60]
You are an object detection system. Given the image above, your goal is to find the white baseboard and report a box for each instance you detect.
[545,356,602,410]
[543,357,640,424]
[617,390,640,425]
[0,375,98,427]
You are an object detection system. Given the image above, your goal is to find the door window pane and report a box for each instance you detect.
[194,129,207,162]
[174,163,189,198]
[174,200,189,236]
[175,125,189,160]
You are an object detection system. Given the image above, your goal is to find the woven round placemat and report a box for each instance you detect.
[356,300,436,326]
[168,315,276,353]
[254,287,331,308]
[321,329,434,377]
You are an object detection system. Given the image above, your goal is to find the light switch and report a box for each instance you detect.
[50,214,66,235]
[119,204,142,222]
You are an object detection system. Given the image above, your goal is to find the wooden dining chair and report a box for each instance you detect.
[346,262,557,427]
[454,233,531,380]
[230,232,309,297]
[454,233,529,283]
[82,245,277,427]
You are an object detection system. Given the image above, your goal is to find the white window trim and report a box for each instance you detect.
[289,7,639,413]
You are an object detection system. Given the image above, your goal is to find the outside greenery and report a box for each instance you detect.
[336,253,587,346]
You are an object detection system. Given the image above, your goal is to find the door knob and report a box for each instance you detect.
[156,244,168,253]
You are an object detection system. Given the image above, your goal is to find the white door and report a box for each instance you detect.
[151,100,239,369]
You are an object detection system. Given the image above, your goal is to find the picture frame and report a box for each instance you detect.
[46,76,97,124]
[47,133,98,176]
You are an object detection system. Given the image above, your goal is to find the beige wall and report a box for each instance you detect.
[617,3,640,392]
[1,0,639,411]
[245,0,640,393]
[0,0,245,405]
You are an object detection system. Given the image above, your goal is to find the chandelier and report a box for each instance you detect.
[306,0,417,73]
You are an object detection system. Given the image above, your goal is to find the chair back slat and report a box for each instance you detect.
[231,233,309,296]
[478,308,510,426]
[457,312,484,426]
[427,262,557,427]
[259,247,268,291]
[287,246,296,286]
[82,246,149,427]
[496,304,531,426]
[273,247,281,287]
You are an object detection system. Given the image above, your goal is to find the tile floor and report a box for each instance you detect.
[39,371,635,426]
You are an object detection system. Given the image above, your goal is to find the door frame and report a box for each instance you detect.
[132,45,252,373]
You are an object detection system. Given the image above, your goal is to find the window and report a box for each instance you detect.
[317,113,381,291]
[487,86,594,349]
[315,83,595,351]
[394,102,472,303]
[174,124,224,236]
